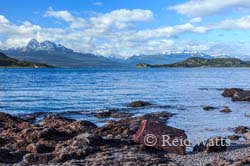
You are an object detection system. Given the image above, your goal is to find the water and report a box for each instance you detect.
[1,68,250,145]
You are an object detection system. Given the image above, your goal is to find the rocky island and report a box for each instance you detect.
[137,57,250,68]
[0,52,51,68]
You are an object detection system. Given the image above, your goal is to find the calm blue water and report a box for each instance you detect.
[1,68,250,144]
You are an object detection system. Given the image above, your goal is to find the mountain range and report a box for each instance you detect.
[0,39,236,68]
[1,39,123,68]
[136,57,250,68]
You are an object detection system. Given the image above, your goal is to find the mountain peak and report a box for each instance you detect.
[23,39,70,52]
[27,39,40,50]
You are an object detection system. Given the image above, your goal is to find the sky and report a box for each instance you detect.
[0,0,250,58]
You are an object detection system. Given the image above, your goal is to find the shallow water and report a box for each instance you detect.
[1,68,250,144]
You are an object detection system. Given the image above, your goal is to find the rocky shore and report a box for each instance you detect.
[1,99,250,165]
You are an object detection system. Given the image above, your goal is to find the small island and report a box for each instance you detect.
[136,57,250,68]
[0,52,51,68]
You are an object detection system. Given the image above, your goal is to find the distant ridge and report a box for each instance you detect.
[2,39,124,68]
[125,50,213,65]
[0,52,51,68]
[136,57,250,68]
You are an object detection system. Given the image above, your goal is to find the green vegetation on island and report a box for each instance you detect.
[136,57,250,68]
[0,52,51,68]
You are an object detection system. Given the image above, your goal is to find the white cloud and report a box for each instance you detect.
[169,0,250,17]
[190,17,202,23]
[94,2,103,6]
[45,7,87,28]
[129,23,207,41]
[0,15,9,24]
[211,15,250,29]
[2,8,250,58]
[90,9,153,30]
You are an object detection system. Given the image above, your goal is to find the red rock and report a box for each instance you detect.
[134,120,187,155]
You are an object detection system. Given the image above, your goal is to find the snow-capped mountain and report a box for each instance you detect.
[1,39,122,67]
[15,39,71,53]
[125,50,213,65]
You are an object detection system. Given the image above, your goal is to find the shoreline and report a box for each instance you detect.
[1,110,250,165]
[1,91,250,165]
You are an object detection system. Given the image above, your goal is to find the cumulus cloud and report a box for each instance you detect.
[169,0,250,17]
[90,9,153,30]
[45,7,87,28]
[211,15,250,29]
[1,8,250,58]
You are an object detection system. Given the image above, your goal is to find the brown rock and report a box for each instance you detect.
[232,90,250,101]
[66,120,97,135]
[234,126,250,134]
[203,106,217,111]
[0,148,24,163]
[22,153,55,165]
[0,112,23,124]
[243,132,250,140]
[73,133,103,146]
[26,143,54,153]
[19,127,72,143]
[0,137,7,147]
[39,114,75,128]
[193,142,205,153]
[128,101,152,108]
[222,88,243,97]
[54,146,96,162]
[220,107,232,113]
[205,137,227,153]
[227,134,241,141]
[134,120,187,155]
[95,109,132,119]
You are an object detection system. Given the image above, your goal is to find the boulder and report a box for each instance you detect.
[26,143,54,153]
[220,107,232,113]
[0,148,24,163]
[65,120,97,135]
[203,106,217,111]
[73,133,103,147]
[232,90,250,101]
[0,112,23,124]
[95,112,173,140]
[22,153,55,165]
[193,142,205,153]
[0,137,7,147]
[54,146,96,163]
[222,88,243,97]
[134,120,187,155]
[205,137,227,153]
[95,110,132,119]
[127,101,152,108]
[234,126,250,134]
[19,127,72,143]
[243,132,250,140]
[227,135,241,141]
[39,114,75,128]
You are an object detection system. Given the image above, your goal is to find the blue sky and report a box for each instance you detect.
[0,0,250,58]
